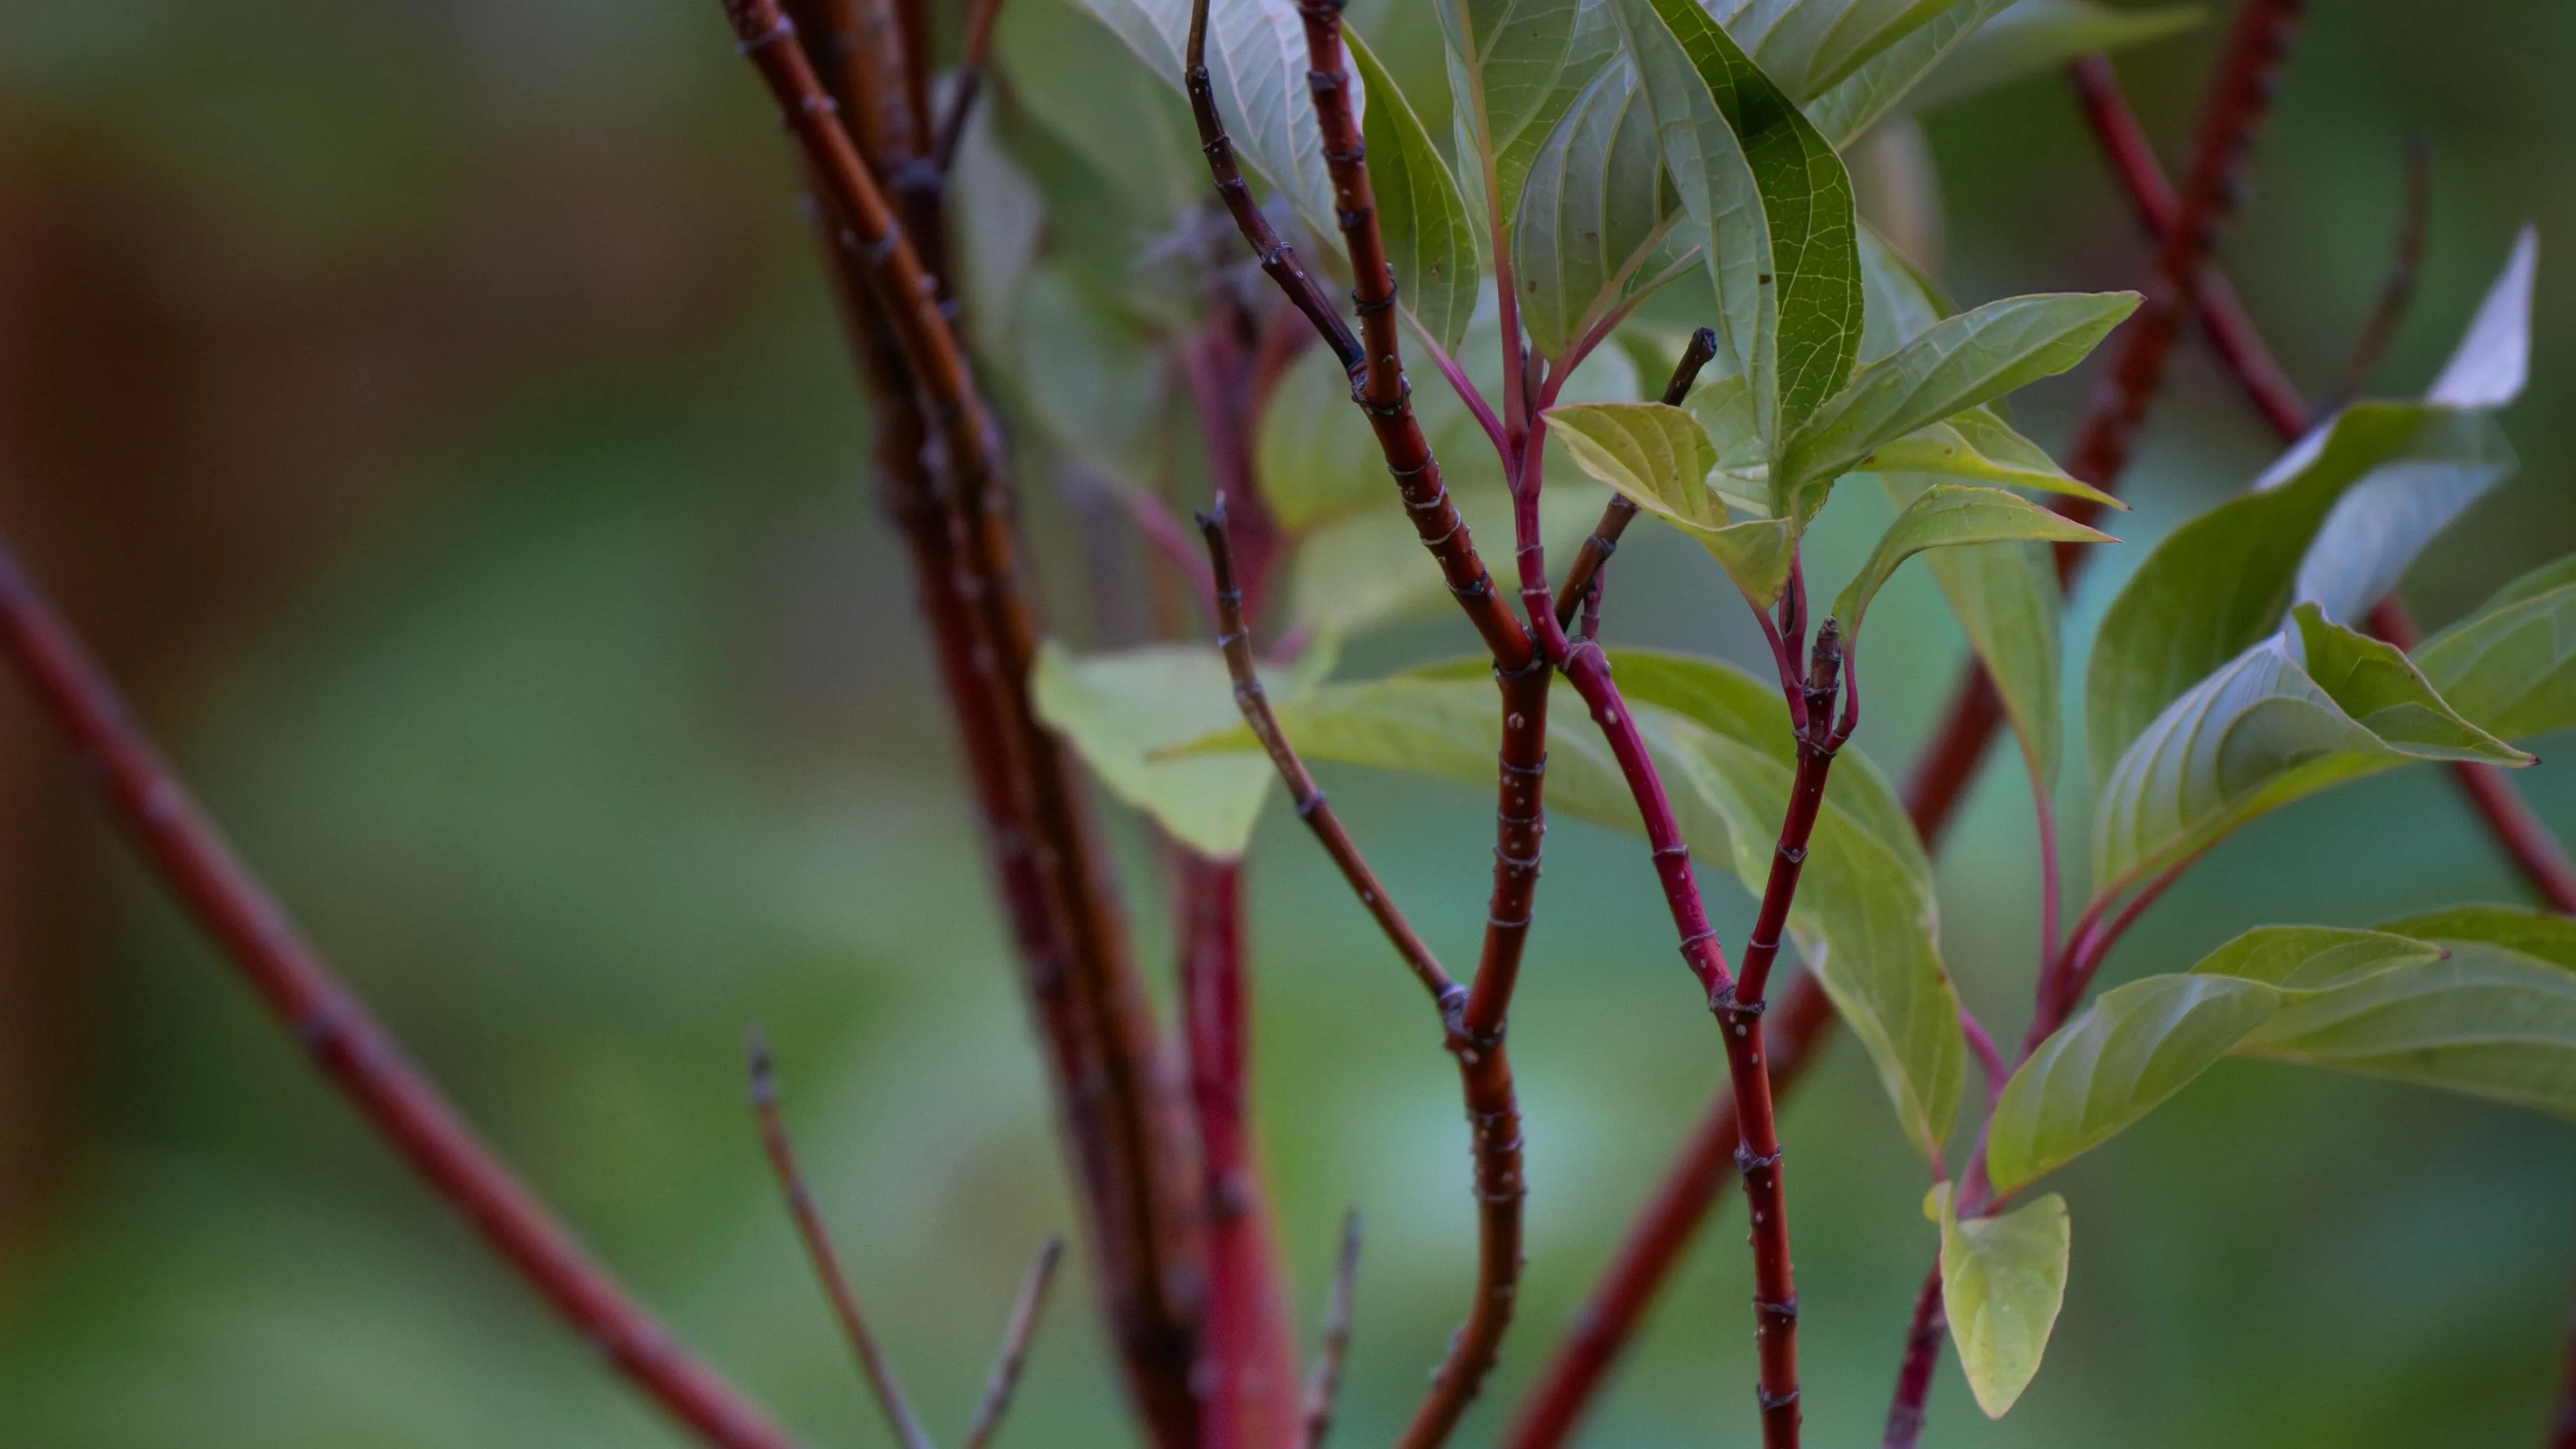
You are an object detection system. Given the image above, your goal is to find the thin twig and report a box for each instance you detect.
[1300,1209,1364,1449]
[1879,1265,1948,1449]
[748,1032,937,1449]
[0,540,802,1449]
[1552,328,1720,629]
[931,0,1007,172]
[2322,135,2434,416]
[962,1238,1067,1449]
[1196,500,1459,1008]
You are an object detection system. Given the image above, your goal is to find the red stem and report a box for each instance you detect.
[727,7,1204,1438]
[0,545,803,1449]
[1879,1265,1948,1449]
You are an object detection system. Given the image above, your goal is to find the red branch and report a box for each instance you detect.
[0,543,802,1449]
[724,6,1204,1440]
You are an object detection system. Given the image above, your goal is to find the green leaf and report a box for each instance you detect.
[2379,904,2576,969]
[1437,0,1624,253]
[1512,57,1691,359]
[2412,554,2576,741]
[1831,483,2110,640]
[1984,927,2442,1194]
[1778,290,2139,512]
[1726,0,1964,102]
[1547,401,1802,601]
[1197,649,1966,1156]
[1987,974,2276,1194]
[1619,0,1864,447]
[2192,924,2451,993]
[1349,31,1482,356]
[2092,605,2528,894]
[1074,0,1354,241]
[2085,235,2534,780]
[1892,503,2065,785]
[1803,0,2014,146]
[1933,1184,2071,1420]
[1856,220,1952,358]
[1905,0,2202,113]
[2240,938,2576,1121]
[1032,637,1335,858]
[1860,410,2122,510]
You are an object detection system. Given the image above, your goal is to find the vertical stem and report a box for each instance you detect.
[722,8,1205,1441]
[0,544,804,1449]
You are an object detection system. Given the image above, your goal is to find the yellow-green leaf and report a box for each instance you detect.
[1933,1184,2071,1419]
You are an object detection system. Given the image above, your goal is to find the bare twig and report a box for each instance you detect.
[0,540,804,1449]
[962,1238,1067,1449]
[2323,135,2434,416]
[1301,1209,1364,1449]
[1879,1266,1948,1449]
[1551,327,1721,629]
[748,1032,937,1449]
[932,0,1007,172]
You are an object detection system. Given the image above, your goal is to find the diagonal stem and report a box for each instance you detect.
[748,1034,937,1449]
[960,1238,1065,1449]
[1300,1208,1365,1449]
[0,541,806,1449]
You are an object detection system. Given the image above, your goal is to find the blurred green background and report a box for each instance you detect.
[0,1,2572,1445]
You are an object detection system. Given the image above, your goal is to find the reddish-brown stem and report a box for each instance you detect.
[2057,2,2307,540]
[1177,851,1299,1449]
[2368,601,2576,912]
[1552,328,1721,629]
[961,1238,1065,1449]
[0,541,804,1449]
[724,8,1203,1440]
[1879,1264,1948,1449]
[931,0,1007,172]
[2064,53,2307,442]
[748,1035,935,1449]
[1301,1209,1364,1449]
[2323,136,2433,415]
[1198,503,1457,1007]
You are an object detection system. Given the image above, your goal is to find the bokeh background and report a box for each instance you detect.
[0,1,2572,1445]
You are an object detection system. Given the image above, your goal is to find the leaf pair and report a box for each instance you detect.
[2086,232,2541,895]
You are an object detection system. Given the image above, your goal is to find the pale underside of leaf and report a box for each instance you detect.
[1934,1184,2070,1419]
[1803,0,2016,148]
[1831,482,2109,640]
[1903,0,2202,115]
[1349,30,1481,355]
[1512,57,1687,359]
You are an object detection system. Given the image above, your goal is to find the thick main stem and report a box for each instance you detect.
[724,6,1203,1440]
[0,544,803,1449]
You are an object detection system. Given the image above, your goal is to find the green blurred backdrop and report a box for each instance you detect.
[0,1,2572,1445]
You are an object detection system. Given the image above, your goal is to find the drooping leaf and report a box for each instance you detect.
[1933,1184,2071,1420]
[1727,0,1963,103]
[1512,57,1690,359]
[1803,0,2015,147]
[2092,605,2528,894]
[1437,0,1625,252]
[1349,31,1482,355]
[1860,410,2122,509]
[1905,0,2202,114]
[1618,0,1864,447]
[1191,649,1966,1156]
[2412,554,2576,741]
[2087,236,2535,779]
[1032,637,1335,858]
[1777,290,2139,514]
[2241,939,2576,1121]
[1984,927,2442,1193]
[1547,401,1802,601]
[1831,483,2110,640]
[1075,0,1354,240]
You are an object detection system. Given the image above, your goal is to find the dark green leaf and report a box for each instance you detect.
[2412,555,2576,741]
[1831,483,2110,640]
